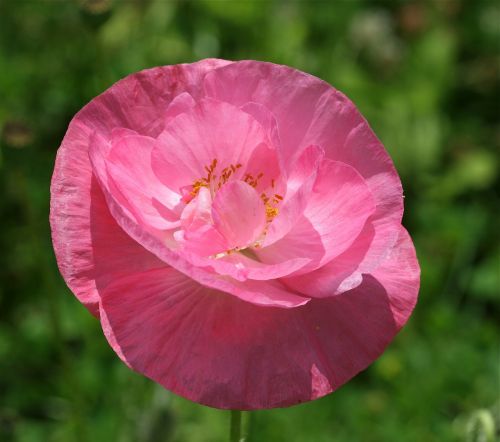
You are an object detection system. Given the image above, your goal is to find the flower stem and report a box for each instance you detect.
[230,410,242,442]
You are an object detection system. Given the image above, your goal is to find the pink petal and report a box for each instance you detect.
[241,142,284,195]
[163,91,196,121]
[50,60,233,315]
[240,102,283,168]
[204,61,403,272]
[151,98,270,193]
[303,91,404,273]
[100,227,418,409]
[283,223,376,298]
[182,252,311,282]
[371,226,420,327]
[177,224,229,257]
[258,159,376,272]
[212,181,267,250]
[50,128,166,317]
[86,143,309,309]
[203,61,332,170]
[105,134,181,230]
[180,186,212,230]
[262,144,324,246]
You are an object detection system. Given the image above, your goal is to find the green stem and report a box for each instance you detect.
[230,410,242,442]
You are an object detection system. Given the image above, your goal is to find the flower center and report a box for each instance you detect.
[188,159,282,224]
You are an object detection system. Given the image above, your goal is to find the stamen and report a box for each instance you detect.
[189,162,282,252]
[191,159,245,197]
[260,191,281,222]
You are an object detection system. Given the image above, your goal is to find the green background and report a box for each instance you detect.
[0,0,498,441]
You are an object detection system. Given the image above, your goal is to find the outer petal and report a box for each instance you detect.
[100,227,418,409]
[301,89,404,272]
[370,227,420,327]
[204,61,331,169]
[258,159,375,272]
[50,60,232,314]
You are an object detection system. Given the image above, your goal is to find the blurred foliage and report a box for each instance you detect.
[0,0,499,441]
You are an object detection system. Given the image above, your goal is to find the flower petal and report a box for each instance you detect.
[151,98,270,193]
[100,227,418,409]
[283,222,375,297]
[50,60,233,315]
[105,134,182,230]
[212,180,267,250]
[163,91,196,121]
[182,252,311,282]
[204,61,331,170]
[204,60,403,273]
[262,144,324,246]
[258,159,375,272]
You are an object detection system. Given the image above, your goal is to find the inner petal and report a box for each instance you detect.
[151,98,273,194]
[212,180,267,251]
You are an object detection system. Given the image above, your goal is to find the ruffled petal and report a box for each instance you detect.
[204,60,403,272]
[283,222,375,297]
[301,89,404,273]
[151,98,271,193]
[106,134,181,230]
[204,61,332,170]
[262,145,324,246]
[50,60,233,314]
[258,159,375,272]
[182,251,311,282]
[212,181,266,250]
[100,227,418,409]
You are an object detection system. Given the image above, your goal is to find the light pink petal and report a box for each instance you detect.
[370,226,420,327]
[177,188,226,257]
[203,61,332,170]
[105,134,181,230]
[240,102,281,149]
[262,145,324,246]
[212,181,267,250]
[302,90,404,272]
[163,91,196,121]
[177,224,229,257]
[100,228,418,409]
[88,161,309,308]
[258,159,375,272]
[283,222,375,298]
[50,129,166,317]
[182,252,311,282]
[180,186,212,230]
[151,98,270,193]
[241,142,284,195]
[50,60,233,315]
[204,60,403,272]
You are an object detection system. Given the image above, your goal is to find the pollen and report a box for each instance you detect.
[190,160,282,224]
[190,159,218,197]
[265,204,279,219]
[260,191,282,222]
[190,159,244,198]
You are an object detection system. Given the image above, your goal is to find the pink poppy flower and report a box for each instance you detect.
[50,59,419,410]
